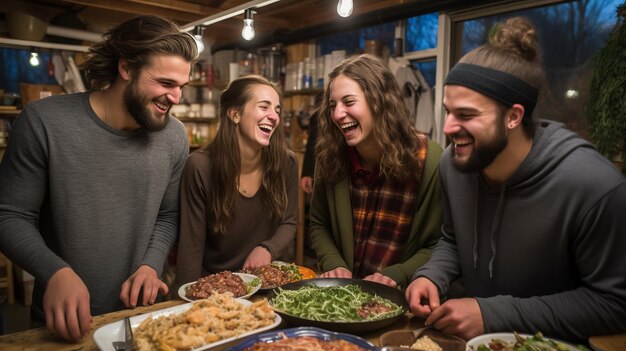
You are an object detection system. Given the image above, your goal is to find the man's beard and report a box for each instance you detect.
[124,79,169,132]
[452,113,508,173]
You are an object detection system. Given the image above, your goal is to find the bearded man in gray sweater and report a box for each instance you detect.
[0,15,197,341]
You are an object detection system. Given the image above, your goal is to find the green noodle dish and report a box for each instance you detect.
[270,284,403,322]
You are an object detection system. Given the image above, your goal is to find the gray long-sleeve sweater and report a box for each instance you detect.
[0,92,188,318]
[414,120,626,342]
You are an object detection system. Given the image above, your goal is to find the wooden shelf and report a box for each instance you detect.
[187,80,212,87]
[284,88,322,97]
[175,117,218,123]
[187,80,226,90]
[0,109,21,117]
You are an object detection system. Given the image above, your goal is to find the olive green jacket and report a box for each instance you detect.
[309,140,443,288]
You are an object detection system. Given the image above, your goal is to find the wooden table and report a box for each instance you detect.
[0,299,624,351]
[0,299,423,351]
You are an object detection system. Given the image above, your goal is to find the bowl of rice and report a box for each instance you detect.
[379,328,466,351]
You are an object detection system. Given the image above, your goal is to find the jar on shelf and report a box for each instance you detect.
[201,102,216,118]
[239,53,257,77]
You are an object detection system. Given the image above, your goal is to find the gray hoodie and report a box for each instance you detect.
[414,120,626,341]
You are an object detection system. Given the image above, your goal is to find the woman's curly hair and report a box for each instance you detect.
[315,54,425,184]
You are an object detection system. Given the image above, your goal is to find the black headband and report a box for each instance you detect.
[445,63,538,119]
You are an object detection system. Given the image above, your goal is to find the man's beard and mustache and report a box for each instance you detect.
[451,113,508,173]
[124,79,170,132]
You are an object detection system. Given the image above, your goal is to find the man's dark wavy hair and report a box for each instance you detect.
[82,15,198,89]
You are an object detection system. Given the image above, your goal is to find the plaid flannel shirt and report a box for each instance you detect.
[349,136,429,277]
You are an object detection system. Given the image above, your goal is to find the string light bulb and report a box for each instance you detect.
[194,26,205,53]
[242,9,256,41]
[337,0,353,17]
[29,52,40,67]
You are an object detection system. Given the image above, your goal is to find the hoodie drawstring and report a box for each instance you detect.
[488,184,508,278]
[472,175,509,278]
[473,176,480,269]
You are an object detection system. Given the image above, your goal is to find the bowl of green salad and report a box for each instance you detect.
[267,278,409,334]
[466,332,582,351]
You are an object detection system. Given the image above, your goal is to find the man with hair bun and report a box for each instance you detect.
[0,15,197,341]
[406,17,626,342]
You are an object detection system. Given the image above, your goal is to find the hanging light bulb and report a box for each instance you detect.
[337,0,353,17]
[242,9,256,41]
[29,52,40,67]
[194,26,205,53]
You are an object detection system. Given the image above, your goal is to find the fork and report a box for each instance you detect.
[112,316,133,350]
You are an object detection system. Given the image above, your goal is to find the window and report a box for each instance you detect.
[318,22,396,56]
[454,0,622,138]
[405,13,439,52]
[411,60,436,88]
[0,48,58,95]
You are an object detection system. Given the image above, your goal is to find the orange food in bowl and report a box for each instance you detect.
[298,266,316,280]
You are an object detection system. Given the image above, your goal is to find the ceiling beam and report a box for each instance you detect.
[56,0,202,22]
[125,0,220,15]
[182,0,281,31]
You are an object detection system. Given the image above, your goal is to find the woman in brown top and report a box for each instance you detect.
[174,75,298,291]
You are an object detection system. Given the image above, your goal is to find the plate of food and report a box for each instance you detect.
[379,327,465,351]
[93,292,281,351]
[178,271,261,302]
[267,278,408,335]
[224,326,380,351]
[466,332,581,351]
[241,261,313,289]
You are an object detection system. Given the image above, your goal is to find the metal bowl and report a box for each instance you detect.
[267,278,409,335]
[6,11,48,41]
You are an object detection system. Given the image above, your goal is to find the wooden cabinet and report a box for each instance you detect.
[0,252,14,304]
[177,80,220,150]
[284,89,321,152]
[281,41,324,266]
[0,109,19,160]
[176,116,219,150]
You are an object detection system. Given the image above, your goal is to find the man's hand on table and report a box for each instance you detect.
[406,277,484,340]
[44,267,92,341]
[120,264,168,308]
[425,298,484,340]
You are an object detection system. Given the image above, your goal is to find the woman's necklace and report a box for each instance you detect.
[238,167,262,195]
[237,183,248,194]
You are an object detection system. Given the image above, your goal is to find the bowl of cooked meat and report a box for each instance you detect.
[241,261,313,290]
[178,271,261,301]
[267,278,409,334]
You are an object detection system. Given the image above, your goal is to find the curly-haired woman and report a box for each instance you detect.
[310,54,443,289]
